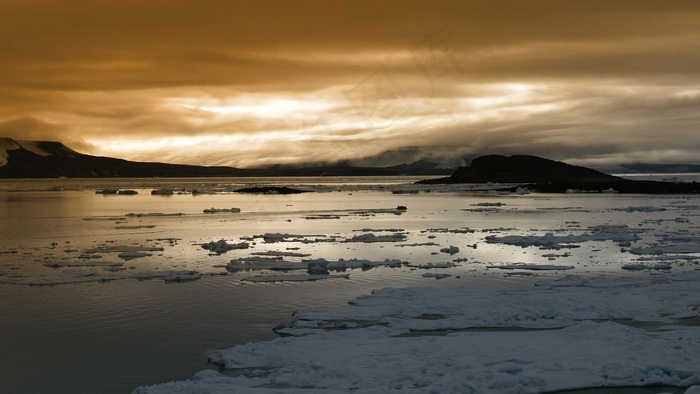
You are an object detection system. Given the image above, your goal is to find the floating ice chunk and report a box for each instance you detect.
[85,246,165,254]
[515,186,531,195]
[487,263,575,271]
[251,250,311,257]
[440,245,459,255]
[486,225,639,248]
[630,244,700,255]
[407,262,457,269]
[345,233,407,243]
[423,227,474,234]
[43,261,124,268]
[227,257,304,271]
[621,263,672,271]
[304,214,341,220]
[306,258,404,273]
[463,207,500,212]
[637,255,699,261]
[486,232,562,247]
[422,272,451,279]
[258,233,326,243]
[395,242,440,247]
[118,251,152,260]
[615,206,667,212]
[473,202,505,207]
[84,245,164,260]
[201,240,250,254]
[203,207,241,213]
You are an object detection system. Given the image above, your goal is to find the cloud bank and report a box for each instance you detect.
[2,0,700,168]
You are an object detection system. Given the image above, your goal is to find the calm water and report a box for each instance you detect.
[1,176,699,393]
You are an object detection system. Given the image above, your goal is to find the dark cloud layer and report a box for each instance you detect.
[2,1,700,168]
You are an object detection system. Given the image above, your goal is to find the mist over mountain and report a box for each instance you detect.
[0,138,454,178]
[340,146,468,169]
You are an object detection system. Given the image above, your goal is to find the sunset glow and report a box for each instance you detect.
[2,1,700,168]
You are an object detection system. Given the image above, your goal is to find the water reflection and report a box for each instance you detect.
[1,178,700,393]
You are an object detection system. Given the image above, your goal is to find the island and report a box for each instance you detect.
[419,155,700,194]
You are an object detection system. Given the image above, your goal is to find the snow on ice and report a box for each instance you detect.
[134,272,700,393]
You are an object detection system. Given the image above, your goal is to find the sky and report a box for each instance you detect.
[1,0,700,169]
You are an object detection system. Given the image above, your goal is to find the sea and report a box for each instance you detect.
[1,174,699,393]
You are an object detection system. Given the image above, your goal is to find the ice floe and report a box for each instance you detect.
[621,263,672,271]
[306,258,405,273]
[84,245,165,260]
[135,272,700,393]
[304,214,341,220]
[421,272,451,279]
[250,250,312,258]
[407,262,457,269]
[201,239,250,254]
[345,233,408,243]
[203,207,241,213]
[615,205,668,212]
[227,257,305,272]
[486,225,639,248]
[227,257,406,273]
[630,244,700,255]
[43,261,124,268]
[256,233,328,243]
[440,245,460,255]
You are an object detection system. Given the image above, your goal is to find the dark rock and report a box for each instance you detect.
[234,186,309,194]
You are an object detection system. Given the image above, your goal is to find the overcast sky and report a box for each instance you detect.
[2,0,700,168]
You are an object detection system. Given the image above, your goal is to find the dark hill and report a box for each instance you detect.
[419,154,700,194]
[420,155,620,184]
[0,138,249,178]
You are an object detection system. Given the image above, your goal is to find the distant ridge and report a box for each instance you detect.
[0,138,453,178]
[0,137,250,178]
[619,163,700,174]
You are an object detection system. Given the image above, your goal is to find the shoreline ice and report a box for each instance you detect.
[134,272,700,393]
